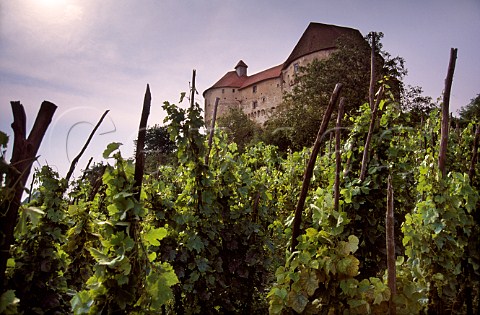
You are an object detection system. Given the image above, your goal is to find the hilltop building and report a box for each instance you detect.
[203,22,364,125]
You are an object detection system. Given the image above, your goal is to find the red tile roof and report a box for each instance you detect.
[204,64,282,95]
[203,22,363,95]
[208,71,247,89]
[239,64,282,89]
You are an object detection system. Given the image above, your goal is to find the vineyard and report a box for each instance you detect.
[1,49,479,314]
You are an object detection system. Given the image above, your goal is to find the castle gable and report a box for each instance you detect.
[282,22,362,69]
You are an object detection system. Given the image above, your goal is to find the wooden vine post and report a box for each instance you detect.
[369,32,377,110]
[334,97,345,212]
[438,48,458,177]
[290,83,342,252]
[65,110,110,183]
[133,84,151,202]
[0,101,57,292]
[359,86,384,181]
[205,97,220,165]
[469,125,480,185]
[127,84,151,308]
[386,175,396,315]
[190,69,197,109]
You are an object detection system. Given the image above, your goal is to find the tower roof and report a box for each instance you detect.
[235,60,248,69]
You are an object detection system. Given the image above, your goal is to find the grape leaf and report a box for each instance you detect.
[286,291,308,313]
[299,269,318,296]
[144,227,168,246]
[0,290,19,313]
[103,142,122,158]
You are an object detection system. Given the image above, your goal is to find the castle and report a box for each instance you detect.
[203,22,364,125]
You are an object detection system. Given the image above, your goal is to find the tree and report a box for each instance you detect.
[263,33,407,151]
[217,107,262,152]
[458,94,480,125]
[400,85,438,124]
[140,124,177,172]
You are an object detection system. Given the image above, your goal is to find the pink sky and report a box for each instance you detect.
[1,0,479,179]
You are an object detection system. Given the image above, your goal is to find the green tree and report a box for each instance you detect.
[458,94,480,125]
[217,107,262,152]
[264,32,406,151]
[141,124,177,171]
[400,85,438,125]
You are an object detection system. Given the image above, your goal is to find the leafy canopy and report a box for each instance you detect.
[263,32,406,151]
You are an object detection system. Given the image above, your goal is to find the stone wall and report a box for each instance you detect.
[240,77,283,125]
[204,50,337,126]
[281,49,335,94]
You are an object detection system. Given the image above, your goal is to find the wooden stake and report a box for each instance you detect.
[360,86,384,181]
[205,97,220,165]
[468,124,480,185]
[133,84,151,201]
[369,32,376,110]
[438,48,458,177]
[190,69,196,109]
[334,97,345,212]
[290,83,342,252]
[81,157,94,181]
[386,175,396,315]
[65,110,109,183]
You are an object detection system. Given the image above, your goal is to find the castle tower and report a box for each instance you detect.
[235,60,248,76]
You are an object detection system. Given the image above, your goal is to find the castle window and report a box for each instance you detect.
[294,63,299,73]
[252,101,258,109]
[222,89,225,94]
[232,89,235,93]
[253,85,257,93]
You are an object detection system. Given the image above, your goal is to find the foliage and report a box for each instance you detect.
[216,106,262,152]
[70,143,178,314]
[267,93,478,314]
[400,85,438,125]
[264,33,406,151]
[141,124,177,172]
[458,94,480,126]
[1,86,480,314]
[269,186,391,314]
[402,140,480,313]
[7,166,71,314]
[153,100,280,313]
[0,290,19,314]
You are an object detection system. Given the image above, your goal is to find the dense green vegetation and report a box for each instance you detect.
[1,85,479,313]
[1,34,479,313]
[458,94,480,127]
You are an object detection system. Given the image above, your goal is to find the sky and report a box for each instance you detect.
[1,0,479,180]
